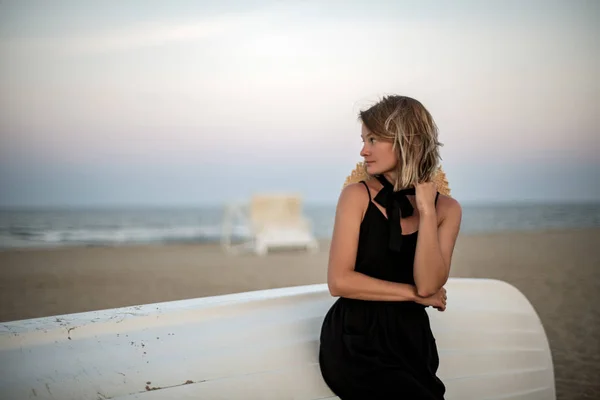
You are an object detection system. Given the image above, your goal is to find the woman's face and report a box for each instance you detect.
[360,124,397,176]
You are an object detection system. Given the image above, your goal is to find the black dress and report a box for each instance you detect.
[319,180,445,399]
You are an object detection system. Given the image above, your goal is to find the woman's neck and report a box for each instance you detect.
[382,171,397,184]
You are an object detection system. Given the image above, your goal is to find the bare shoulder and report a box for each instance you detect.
[436,194,462,222]
[338,182,370,208]
[336,182,371,220]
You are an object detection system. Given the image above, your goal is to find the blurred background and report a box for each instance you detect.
[0,1,598,398]
[0,0,598,248]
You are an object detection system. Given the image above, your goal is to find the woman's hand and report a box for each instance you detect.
[414,181,437,215]
[415,287,447,311]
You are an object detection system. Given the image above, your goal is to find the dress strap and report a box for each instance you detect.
[360,181,372,202]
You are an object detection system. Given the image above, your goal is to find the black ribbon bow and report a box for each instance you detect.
[373,175,416,252]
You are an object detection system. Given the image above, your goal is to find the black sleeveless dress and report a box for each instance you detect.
[319,180,445,400]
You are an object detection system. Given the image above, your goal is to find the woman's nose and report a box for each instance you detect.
[360,144,369,157]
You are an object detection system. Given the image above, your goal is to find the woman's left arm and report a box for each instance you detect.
[413,183,462,297]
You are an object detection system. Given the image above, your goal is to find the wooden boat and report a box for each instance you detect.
[0,278,555,399]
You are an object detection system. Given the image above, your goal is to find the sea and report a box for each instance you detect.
[1,202,599,250]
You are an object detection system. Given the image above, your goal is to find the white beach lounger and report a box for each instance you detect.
[221,193,319,255]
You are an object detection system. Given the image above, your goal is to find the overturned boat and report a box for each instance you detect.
[0,278,554,399]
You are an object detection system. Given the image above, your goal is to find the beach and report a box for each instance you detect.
[1,228,599,399]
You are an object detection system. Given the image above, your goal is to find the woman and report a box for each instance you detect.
[319,95,462,399]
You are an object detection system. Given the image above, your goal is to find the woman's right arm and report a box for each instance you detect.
[327,183,420,302]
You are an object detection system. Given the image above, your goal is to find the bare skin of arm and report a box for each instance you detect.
[413,196,462,297]
[327,183,445,309]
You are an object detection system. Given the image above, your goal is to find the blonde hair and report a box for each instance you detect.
[358,95,443,191]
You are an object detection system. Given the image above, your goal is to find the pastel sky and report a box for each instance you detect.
[0,0,598,206]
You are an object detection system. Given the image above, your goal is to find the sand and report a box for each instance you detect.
[1,228,599,399]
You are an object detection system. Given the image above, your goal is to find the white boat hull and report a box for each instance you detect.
[0,278,555,399]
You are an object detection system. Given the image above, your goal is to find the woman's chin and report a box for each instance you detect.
[365,163,378,174]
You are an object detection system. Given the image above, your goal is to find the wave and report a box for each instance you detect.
[1,225,253,249]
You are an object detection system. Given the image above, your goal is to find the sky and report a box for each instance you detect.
[0,0,598,207]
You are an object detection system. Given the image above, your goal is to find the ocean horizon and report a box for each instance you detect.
[1,201,599,250]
